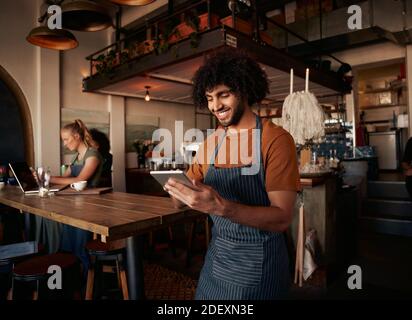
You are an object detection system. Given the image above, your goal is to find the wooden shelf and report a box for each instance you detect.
[360,88,392,94]
[360,104,407,110]
[360,83,406,94]
[324,109,346,114]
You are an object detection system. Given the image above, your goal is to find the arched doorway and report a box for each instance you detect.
[0,65,34,167]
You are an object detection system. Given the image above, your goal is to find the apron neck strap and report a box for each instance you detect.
[210,115,263,166]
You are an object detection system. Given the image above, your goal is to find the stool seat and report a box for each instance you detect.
[85,239,125,256]
[9,252,81,300]
[13,252,78,277]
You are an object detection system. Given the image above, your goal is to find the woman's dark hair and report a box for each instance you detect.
[90,129,111,155]
[192,47,269,108]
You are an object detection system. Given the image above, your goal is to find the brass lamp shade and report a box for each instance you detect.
[26,26,78,50]
[109,0,156,5]
[61,0,113,32]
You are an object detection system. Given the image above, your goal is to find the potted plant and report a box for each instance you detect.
[92,48,130,76]
[220,15,253,35]
[153,16,181,55]
[133,139,151,168]
[169,11,219,47]
[129,27,156,60]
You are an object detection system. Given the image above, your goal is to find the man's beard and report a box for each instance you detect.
[219,101,244,127]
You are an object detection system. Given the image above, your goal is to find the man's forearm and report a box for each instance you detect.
[219,200,292,233]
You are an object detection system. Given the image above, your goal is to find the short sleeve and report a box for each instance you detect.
[84,148,101,161]
[186,142,206,182]
[186,159,204,182]
[264,132,301,192]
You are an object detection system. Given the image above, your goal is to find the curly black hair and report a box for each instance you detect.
[192,47,269,108]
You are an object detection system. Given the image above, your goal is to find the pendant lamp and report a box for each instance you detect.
[144,86,151,102]
[61,0,113,31]
[26,26,78,50]
[109,0,156,6]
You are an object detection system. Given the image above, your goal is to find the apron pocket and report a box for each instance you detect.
[212,237,264,288]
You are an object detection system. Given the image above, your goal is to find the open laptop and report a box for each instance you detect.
[8,162,68,194]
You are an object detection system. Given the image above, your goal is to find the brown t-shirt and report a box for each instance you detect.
[186,119,301,192]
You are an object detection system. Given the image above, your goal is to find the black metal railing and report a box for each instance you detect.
[85,0,215,78]
[84,0,347,80]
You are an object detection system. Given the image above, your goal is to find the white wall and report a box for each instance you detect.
[332,42,405,69]
[126,98,196,136]
[0,0,40,164]
[61,31,110,112]
[331,42,410,139]
[125,97,205,168]
[0,1,115,182]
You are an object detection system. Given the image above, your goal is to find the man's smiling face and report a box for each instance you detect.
[206,84,244,127]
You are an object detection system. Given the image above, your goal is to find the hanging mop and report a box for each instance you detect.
[282,68,325,146]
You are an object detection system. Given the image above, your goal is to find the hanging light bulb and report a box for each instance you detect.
[145,86,151,102]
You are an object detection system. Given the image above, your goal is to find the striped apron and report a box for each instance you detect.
[195,116,290,300]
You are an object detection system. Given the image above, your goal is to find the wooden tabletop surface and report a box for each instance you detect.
[0,185,197,241]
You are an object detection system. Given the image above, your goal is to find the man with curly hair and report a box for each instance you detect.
[165,48,300,300]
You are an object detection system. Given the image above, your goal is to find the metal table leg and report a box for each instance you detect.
[126,234,145,300]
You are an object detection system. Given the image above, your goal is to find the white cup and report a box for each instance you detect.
[70,180,87,191]
[0,182,5,190]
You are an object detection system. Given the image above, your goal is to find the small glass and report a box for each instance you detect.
[37,167,51,197]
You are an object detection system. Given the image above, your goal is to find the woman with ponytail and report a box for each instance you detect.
[49,119,103,280]
[50,119,102,187]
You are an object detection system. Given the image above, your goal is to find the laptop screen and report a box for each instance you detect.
[8,162,38,192]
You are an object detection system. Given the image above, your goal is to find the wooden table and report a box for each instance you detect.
[0,185,197,300]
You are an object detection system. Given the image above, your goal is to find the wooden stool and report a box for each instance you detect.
[1,241,45,299]
[8,252,80,300]
[85,239,129,300]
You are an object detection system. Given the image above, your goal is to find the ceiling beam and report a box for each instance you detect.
[145,72,193,86]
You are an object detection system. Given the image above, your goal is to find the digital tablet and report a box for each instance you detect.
[150,170,193,188]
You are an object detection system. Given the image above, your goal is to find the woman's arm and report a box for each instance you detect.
[50,157,100,184]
